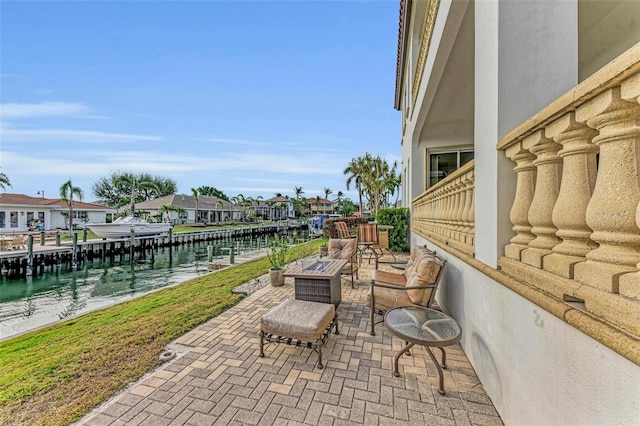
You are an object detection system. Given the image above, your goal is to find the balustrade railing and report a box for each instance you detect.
[497,44,640,339]
[412,160,475,256]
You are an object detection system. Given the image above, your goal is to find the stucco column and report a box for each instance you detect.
[574,87,640,293]
[617,72,640,299]
[504,142,536,260]
[520,130,563,268]
[544,113,598,278]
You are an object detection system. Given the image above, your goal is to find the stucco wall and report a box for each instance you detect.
[414,235,640,425]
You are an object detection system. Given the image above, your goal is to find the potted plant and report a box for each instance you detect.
[319,242,328,257]
[267,235,289,286]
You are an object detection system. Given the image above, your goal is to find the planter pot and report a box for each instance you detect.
[269,268,285,286]
[319,246,328,257]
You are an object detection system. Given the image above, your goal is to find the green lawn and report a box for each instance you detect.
[0,240,322,426]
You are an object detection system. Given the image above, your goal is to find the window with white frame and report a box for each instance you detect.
[427,148,474,187]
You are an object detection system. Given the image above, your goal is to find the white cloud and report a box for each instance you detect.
[0,101,93,119]
[0,128,162,143]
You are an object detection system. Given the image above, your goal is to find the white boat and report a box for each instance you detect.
[86,216,172,238]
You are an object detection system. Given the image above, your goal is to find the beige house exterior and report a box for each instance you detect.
[134,194,240,224]
[396,0,640,424]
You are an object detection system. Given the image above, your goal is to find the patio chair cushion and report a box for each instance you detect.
[405,256,444,305]
[329,238,356,259]
[261,298,336,342]
[329,238,358,275]
[335,221,351,238]
[366,285,417,311]
[403,246,437,279]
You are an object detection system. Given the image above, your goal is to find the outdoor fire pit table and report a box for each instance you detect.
[384,306,462,395]
[283,258,347,307]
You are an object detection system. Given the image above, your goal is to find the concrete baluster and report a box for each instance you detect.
[520,130,562,268]
[544,113,598,278]
[464,170,475,246]
[616,73,640,299]
[574,87,640,293]
[453,177,466,240]
[504,141,537,260]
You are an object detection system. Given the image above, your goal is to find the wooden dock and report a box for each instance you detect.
[0,223,304,279]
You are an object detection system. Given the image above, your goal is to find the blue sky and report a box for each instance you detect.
[0,0,400,203]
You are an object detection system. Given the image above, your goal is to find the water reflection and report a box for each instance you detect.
[0,232,303,340]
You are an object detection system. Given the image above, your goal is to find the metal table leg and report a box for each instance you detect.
[393,342,415,377]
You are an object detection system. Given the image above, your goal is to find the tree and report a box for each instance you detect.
[344,154,371,214]
[0,170,11,191]
[334,191,344,214]
[360,156,399,215]
[191,188,200,222]
[293,186,305,218]
[335,197,358,217]
[196,186,229,201]
[59,180,84,237]
[93,172,176,207]
[114,174,160,217]
[231,194,247,222]
[159,204,184,223]
[323,187,332,200]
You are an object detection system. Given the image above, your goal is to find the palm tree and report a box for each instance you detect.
[323,187,332,201]
[334,190,344,214]
[0,170,11,191]
[159,204,184,223]
[253,195,264,221]
[360,156,398,214]
[59,180,84,237]
[344,154,371,214]
[293,186,304,218]
[191,188,199,223]
[214,198,224,223]
[115,174,160,217]
[232,194,247,222]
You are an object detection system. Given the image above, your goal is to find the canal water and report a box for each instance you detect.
[0,231,307,341]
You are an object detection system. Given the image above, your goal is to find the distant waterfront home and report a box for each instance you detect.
[257,196,295,220]
[135,194,240,224]
[0,193,117,232]
[308,197,333,215]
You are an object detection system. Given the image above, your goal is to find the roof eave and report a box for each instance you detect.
[394,0,412,111]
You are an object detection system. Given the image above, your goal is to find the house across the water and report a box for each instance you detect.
[0,193,116,233]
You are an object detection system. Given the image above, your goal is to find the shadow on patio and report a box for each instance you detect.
[80,256,503,425]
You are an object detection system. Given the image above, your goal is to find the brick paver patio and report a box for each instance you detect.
[79,258,503,425]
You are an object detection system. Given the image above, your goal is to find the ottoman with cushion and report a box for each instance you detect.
[259,298,338,369]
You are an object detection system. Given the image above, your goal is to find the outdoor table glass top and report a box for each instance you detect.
[384,306,461,347]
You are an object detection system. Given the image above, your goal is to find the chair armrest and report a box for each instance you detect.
[370,280,406,290]
[370,280,436,291]
[371,270,406,286]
